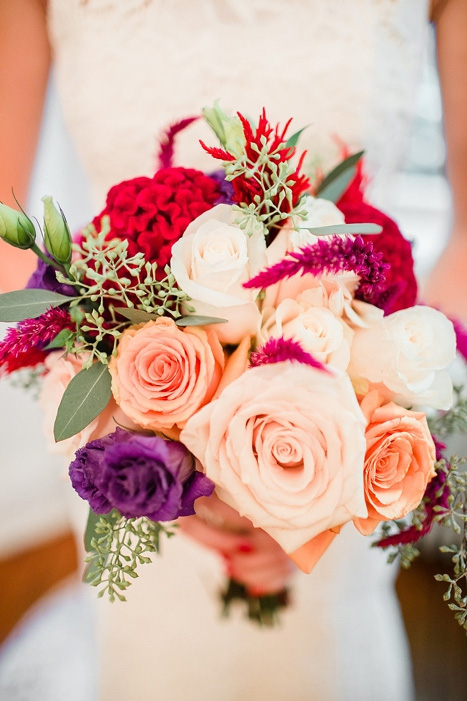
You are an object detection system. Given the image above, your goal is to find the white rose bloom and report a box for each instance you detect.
[170,204,267,344]
[260,294,353,370]
[348,305,457,409]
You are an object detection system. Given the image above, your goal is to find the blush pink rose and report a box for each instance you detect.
[39,351,132,459]
[353,389,437,536]
[108,318,224,431]
[181,362,368,558]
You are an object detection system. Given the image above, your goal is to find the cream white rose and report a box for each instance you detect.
[170,204,267,344]
[348,305,456,409]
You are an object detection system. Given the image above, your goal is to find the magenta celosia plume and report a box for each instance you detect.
[249,336,329,372]
[244,235,390,308]
[0,306,74,375]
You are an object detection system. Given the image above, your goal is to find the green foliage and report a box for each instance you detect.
[296,222,382,236]
[44,328,76,351]
[54,222,191,365]
[8,366,45,398]
[220,139,308,233]
[375,380,467,633]
[220,578,290,627]
[175,315,228,327]
[53,362,112,442]
[84,509,177,602]
[429,385,467,438]
[315,150,364,202]
[377,456,467,633]
[285,124,310,149]
[0,289,72,322]
[434,457,467,631]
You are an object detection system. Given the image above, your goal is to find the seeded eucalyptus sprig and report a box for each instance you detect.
[434,460,467,631]
[225,151,308,235]
[429,386,467,438]
[376,382,467,633]
[53,220,191,365]
[84,509,177,602]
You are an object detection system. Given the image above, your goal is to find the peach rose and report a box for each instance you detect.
[108,318,224,431]
[181,362,368,557]
[353,390,436,536]
[39,351,131,459]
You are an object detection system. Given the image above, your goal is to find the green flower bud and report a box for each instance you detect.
[42,196,72,265]
[203,101,246,157]
[0,202,36,249]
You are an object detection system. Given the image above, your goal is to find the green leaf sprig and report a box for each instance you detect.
[84,509,177,602]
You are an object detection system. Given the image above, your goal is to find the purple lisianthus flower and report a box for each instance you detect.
[69,428,214,521]
[209,169,235,205]
[69,437,113,514]
[26,256,75,296]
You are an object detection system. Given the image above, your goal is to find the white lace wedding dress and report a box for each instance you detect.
[5,1,432,699]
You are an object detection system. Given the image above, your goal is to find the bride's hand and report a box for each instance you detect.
[179,494,295,595]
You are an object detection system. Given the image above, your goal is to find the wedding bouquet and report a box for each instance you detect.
[1,105,466,628]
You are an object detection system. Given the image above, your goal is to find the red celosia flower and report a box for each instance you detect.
[93,167,221,279]
[0,307,74,375]
[336,162,417,314]
[201,109,310,220]
[337,199,417,314]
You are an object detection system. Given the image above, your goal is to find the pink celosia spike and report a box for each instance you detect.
[156,116,200,170]
[0,306,74,375]
[244,235,389,308]
[250,336,329,372]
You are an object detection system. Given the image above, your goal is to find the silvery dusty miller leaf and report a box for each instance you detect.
[54,362,112,442]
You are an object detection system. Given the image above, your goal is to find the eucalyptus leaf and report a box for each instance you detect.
[317,168,357,203]
[286,124,310,149]
[316,150,364,198]
[54,362,112,442]
[84,507,102,553]
[44,328,75,350]
[302,223,382,236]
[0,289,72,322]
[115,307,159,324]
[175,315,228,327]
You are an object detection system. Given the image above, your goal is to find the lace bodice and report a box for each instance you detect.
[48,0,430,209]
